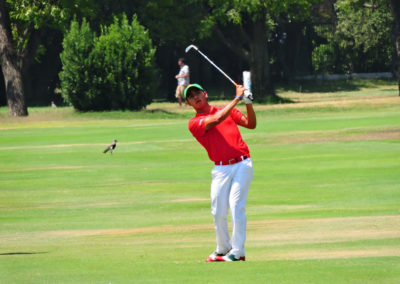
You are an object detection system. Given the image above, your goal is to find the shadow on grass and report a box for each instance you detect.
[143,108,192,119]
[144,108,174,115]
[277,79,396,93]
[70,107,188,120]
[0,252,48,256]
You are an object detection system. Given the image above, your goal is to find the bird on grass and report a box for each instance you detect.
[103,139,117,154]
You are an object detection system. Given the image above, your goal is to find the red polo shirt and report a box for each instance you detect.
[188,106,250,163]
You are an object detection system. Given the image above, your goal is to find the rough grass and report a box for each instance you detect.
[0,80,400,283]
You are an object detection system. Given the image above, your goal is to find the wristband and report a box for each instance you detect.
[235,95,243,100]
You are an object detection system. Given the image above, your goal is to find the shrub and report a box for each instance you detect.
[312,43,337,74]
[59,18,95,110]
[59,14,157,111]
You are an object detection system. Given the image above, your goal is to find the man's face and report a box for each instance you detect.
[178,60,183,66]
[186,89,208,109]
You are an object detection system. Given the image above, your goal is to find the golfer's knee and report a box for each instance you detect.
[212,207,226,220]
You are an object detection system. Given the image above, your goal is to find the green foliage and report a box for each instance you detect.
[6,0,97,51]
[198,0,323,36]
[7,0,63,51]
[312,0,393,74]
[59,18,96,110]
[59,14,157,111]
[312,43,336,74]
[335,0,392,71]
[335,0,392,52]
[133,0,203,45]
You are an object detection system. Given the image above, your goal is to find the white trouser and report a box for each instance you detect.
[210,158,253,257]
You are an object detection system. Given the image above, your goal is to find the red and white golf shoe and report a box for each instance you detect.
[205,251,226,262]
[216,253,246,262]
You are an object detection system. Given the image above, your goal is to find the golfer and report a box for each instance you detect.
[185,83,256,262]
[175,58,190,106]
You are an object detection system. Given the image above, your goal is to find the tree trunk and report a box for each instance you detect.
[214,13,277,101]
[249,15,276,101]
[390,0,400,96]
[0,1,28,116]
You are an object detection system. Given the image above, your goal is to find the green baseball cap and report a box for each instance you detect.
[184,83,204,99]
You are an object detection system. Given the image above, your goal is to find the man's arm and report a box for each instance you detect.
[203,85,246,132]
[175,66,189,78]
[237,104,256,129]
[176,72,189,78]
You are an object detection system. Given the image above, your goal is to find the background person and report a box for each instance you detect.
[175,58,190,106]
[184,83,256,262]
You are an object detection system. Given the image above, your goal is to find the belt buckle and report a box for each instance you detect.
[228,158,236,165]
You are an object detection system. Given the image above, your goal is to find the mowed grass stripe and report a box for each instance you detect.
[0,138,193,151]
[1,216,399,262]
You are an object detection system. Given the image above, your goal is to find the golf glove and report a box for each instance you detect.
[243,90,253,104]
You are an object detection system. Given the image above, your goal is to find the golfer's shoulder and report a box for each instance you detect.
[188,115,207,136]
[188,114,202,127]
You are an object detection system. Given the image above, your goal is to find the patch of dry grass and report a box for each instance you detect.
[264,128,400,145]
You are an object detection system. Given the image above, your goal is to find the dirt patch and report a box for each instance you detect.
[268,128,400,145]
[247,205,318,214]
[0,138,192,151]
[248,215,400,246]
[0,142,138,151]
[18,214,400,260]
[41,215,400,242]
[255,97,400,110]
[0,201,129,212]
[168,198,209,203]
[248,215,400,260]
[0,165,92,173]
[263,247,400,260]
[44,223,213,238]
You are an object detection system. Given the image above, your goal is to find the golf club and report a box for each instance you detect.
[185,45,253,101]
[185,45,238,87]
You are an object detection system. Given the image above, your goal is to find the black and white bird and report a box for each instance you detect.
[103,139,117,154]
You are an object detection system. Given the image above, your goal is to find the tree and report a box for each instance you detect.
[196,0,323,101]
[0,1,28,116]
[310,0,393,75]
[0,0,97,116]
[337,0,399,95]
[389,0,400,96]
[335,0,392,72]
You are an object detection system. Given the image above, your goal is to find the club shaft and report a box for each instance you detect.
[196,49,237,86]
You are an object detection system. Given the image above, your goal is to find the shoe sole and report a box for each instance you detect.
[206,256,223,262]
[215,256,246,261]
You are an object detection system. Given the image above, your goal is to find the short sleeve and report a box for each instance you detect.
[182,65,189,74]
[188,116,206,137]
[230,108,244,124]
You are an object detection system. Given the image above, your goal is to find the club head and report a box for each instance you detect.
[185,44,198,53]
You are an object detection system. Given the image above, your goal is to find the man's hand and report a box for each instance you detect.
[243,90,253,104]
[236,85,246,99]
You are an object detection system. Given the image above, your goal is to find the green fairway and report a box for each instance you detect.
[1,84,400,283]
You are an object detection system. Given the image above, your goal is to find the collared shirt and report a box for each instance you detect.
[188,106,250,162]
[177,65,189,86]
